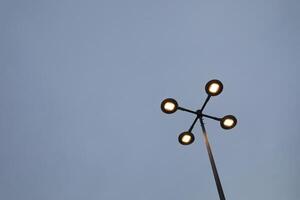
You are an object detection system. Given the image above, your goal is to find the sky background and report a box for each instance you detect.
[0,0,300,199]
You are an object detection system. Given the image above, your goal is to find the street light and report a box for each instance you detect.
[220,115,237,130]
[205,79,223,96]
[161,79,237,200]
[161,98,178,114]
[178,131,195,145]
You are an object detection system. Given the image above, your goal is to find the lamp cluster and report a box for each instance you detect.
[161,79,237,145]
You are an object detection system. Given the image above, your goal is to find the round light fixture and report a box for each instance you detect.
[205,79,223,96]
[161,98,178,114]
[178,132,195,145]
[220,115,237,129]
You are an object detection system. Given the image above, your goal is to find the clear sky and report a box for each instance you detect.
[0,0,299,199]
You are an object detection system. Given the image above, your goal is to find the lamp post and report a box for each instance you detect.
[161,79,237,200]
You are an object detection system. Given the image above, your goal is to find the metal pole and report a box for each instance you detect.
[188,116,199,132]
[178,107,198,115]
[200,95,211,112]
[202,114,221,121]
[199,117,226,200]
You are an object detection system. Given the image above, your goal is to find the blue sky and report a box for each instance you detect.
[0,0,299,199]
